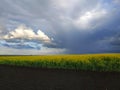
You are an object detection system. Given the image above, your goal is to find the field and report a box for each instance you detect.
[0,53,120,72]
[0,65,120,90]
[0,53,120,90]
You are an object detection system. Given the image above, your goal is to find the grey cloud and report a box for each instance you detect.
[0,0,120,54]
[114,0,120,4]
[104,34,120,53]
[0,41,41,50]
[110,34,120,46]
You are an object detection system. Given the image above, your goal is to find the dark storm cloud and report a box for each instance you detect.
[110,34,120,46]
[0,0,120,54]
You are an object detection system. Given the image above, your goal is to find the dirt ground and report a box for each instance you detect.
[0,65,120,90]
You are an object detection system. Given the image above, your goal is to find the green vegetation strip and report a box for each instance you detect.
[0,54,120,72]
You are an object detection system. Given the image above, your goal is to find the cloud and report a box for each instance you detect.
[0,25,55,50]
[0,40,42,50]
[73,8,107,29]
[0,25,3,33]
[109,34,120,46]
[2,25,51,43]
[0,0,120,54]
[52,0,79,10]
[114,0,120,4]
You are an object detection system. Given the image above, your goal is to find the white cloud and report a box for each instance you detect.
[2,25,51,44]
[74,8,107,29]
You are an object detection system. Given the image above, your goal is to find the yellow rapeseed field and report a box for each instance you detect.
[0,53,120,72]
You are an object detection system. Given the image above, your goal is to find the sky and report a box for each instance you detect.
[0,0,120,55]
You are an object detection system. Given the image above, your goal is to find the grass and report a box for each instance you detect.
[0,53,120,72]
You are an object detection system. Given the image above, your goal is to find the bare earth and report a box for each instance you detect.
[0,65,120,90]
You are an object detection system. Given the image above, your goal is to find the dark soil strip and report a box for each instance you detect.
[0,65,120,90]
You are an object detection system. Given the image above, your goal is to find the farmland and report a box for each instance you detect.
[0,53,120,72]
[0,53,120,90]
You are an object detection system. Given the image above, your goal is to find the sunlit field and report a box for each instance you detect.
[0,53,120,72]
